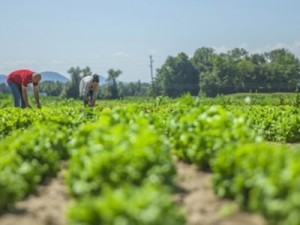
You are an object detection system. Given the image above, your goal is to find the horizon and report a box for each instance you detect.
[0,71,127,82]
[1,0,300,82]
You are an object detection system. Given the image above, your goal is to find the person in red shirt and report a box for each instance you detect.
[6,69,42,108]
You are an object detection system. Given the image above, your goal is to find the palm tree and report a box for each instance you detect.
[81,66,93,77]
[63,66,82,98]
[107,69,122,99]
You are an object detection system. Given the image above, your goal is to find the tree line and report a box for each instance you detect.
[155,47,300,97]
[40,67,152,99]
[1,47,299,98]
[52,47,300,99]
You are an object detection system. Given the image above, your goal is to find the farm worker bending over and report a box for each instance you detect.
[79,74,100,107]
[6,69,42,108]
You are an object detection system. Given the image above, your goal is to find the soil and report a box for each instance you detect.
[174,160,266,225]
[0,168,68,225]
[0,161,266,225]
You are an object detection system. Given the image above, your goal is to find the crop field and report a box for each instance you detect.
[0,93,300,225]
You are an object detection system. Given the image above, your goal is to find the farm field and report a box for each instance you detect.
[1,93,300,225]
[0,160,267,225]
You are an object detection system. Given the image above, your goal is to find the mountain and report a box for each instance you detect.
[40,72,107,85]
[0,72,70,84]
[0,74,6,84]
[0,72,109,85]
[40,71,69,83]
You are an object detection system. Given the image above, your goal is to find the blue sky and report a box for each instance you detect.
[1,0,300,82]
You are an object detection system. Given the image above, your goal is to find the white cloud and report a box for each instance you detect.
[250,41,300,58]
[212,44,249,54]
[212,46,230,53]
[114,52,129,58]
[295,41,300,49]
[211,41,300,59]
[238,43,249,49]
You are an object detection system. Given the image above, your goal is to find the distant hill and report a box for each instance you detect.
[41,72,108,85]
[0,71,70,84]
[0,72,109,85]
[40,71,69,83]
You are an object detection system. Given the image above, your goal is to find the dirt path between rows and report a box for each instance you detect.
[0,161,266,225]
[0,168,68,225]
[175,160,266,225]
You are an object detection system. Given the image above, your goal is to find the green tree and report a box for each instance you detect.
[107,69,122,99]
[81,66,93,77]
[199,49,253,96]
[117,81,150,98]
[200,53,233,96]
[205,48,300,95]
[248,53,267,91]
[264,48,300,92]
[227,48,253,92]
[39,81,65,96]
[191,47,215,74]
[0,83,10,93]
[155,52,199,97]
[62,67,82,98]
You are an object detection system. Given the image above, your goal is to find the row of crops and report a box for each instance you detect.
[0,103,186,224]
[170,97,300,225]
[1,94,300,225]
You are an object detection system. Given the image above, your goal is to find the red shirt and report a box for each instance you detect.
[6,69,37,87]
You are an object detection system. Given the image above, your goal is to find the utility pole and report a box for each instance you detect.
[149,55,155,97]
